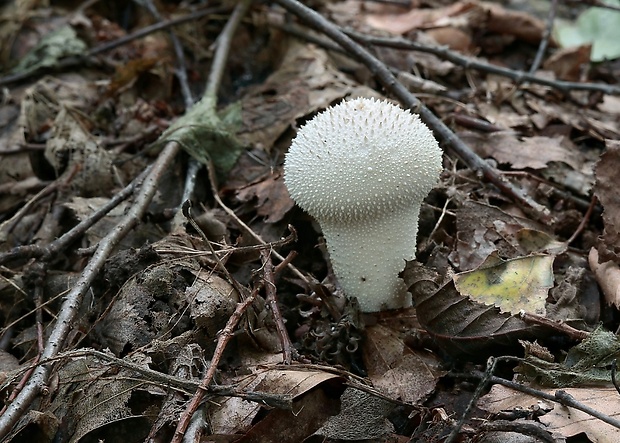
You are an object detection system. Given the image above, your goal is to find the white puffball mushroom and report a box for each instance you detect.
[284,97,442,312]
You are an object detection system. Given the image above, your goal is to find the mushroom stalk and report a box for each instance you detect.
[284,97,442,312]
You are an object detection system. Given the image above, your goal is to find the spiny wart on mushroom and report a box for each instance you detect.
[284,97,443,312]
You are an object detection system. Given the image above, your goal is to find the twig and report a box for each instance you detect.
[529,0,558,75]
[555,389,620,430]
[171,284,259,443]
[269,19,452,98]
[345,30,620,96]
[479,420,556,443]
[177,0,252,213]
[137,0,194,107]
[0,348,293,409]
[519,312,590,340]
[169,2,253,440]
[445,357,498,443]
[183,202,249,301]
[261,249,297,364]
[274,0,553,222]
[0,141,181,440]
[566,194,597,245]
[137,0,208,219]
[206,160,311,285]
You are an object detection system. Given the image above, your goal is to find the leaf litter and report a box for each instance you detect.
[0,0,619,442]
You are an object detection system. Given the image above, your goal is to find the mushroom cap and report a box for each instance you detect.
[284,97,442,223]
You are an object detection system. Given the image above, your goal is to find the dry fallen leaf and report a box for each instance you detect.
[453,253,554,316]
[363,324,445,404]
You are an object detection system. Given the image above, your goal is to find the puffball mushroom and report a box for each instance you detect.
[284,97,442,312]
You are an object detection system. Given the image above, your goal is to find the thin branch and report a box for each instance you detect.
[459,370,620,431]
[445,357,499,443]
[529,0,558,74]
[171,284,259,443]
[206,160,311,285]
[1,348,293,409]
[479,420,556,443]
[137,0,194,107]
[261,249,297,364]
[0,168,148,266]
[345,30,620,96]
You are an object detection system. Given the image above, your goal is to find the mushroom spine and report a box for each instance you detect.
[284,97,442,312]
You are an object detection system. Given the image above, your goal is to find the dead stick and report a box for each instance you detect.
[171,287,259,443]
[261,249,297,364]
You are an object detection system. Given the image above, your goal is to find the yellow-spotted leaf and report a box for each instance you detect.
[453,253,555,315]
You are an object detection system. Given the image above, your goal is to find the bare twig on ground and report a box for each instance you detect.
[0,348,293,409]
[345,31,620,96]
[261,249,298,364]
[169,1,253,440]
[137,0,208,216]
[567,194,597,245]
[479,420,556,443]
[138,0,194,107]
[519,312,590,340]
[274,0,553,222]
[271,15,619,97]
[171,282,258,443]
[206,160,312,285]
[445,357,499,443]
[529,0,558,75]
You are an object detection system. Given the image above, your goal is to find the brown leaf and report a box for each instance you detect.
[484,1,546,44]
[232,369,344,443]
[543,44,592,81]
[235,172,294,224]
[459,132,584,170]
[589,247,620,308]
[238,40,373,152]
[365,1,484,36]
[363,324,444,404]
